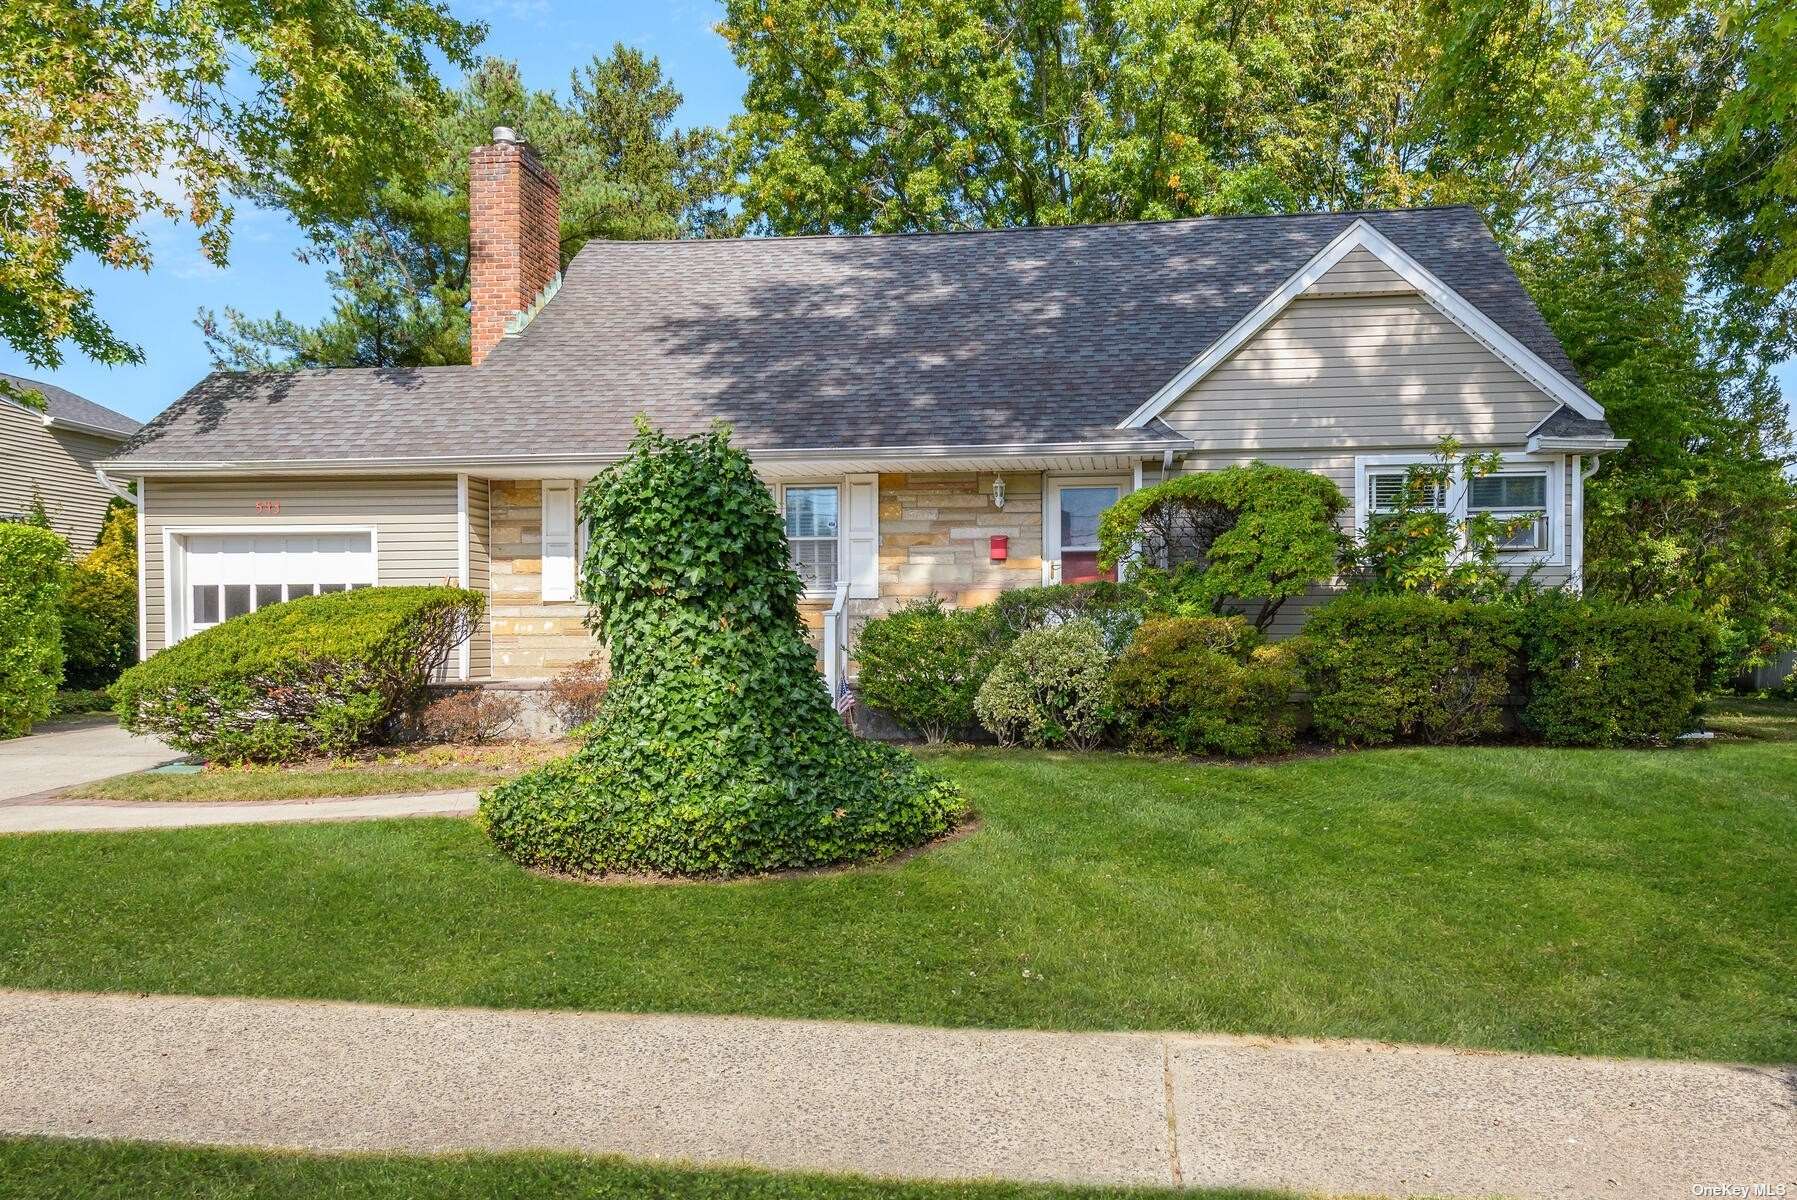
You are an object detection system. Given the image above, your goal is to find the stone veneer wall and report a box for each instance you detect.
[490,473,1045,678]
[488,479,597,679]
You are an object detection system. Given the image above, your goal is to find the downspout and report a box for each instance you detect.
[95,466,138,506]
[1573,454,1602,594]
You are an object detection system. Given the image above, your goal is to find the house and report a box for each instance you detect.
[103,128,1626,689]
[3,373,141,547]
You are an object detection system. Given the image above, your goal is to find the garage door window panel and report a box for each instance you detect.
[178,531,376,640]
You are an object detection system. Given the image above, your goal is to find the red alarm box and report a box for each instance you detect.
[989,535,1008,561]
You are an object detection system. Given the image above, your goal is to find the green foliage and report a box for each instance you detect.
[974,620,1114,750]
[1,0,482,371]
[1097,465,1346,631]
[1343,438,1539,602]
[1112,616,1301,757]
[853,597,992,743]
[1303,594,1522,747]
[204,51,732,370]
[49,688,114,718]
[0,522,67,737]
[59,503,136,688]
[479,424,964,878]
[112,586,482,763]
[984,580,1149,654]
[1519,596,1717,747]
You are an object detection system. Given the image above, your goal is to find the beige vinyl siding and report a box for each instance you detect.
[1159,293,1559,451]
[466,477,492,678]
[1173,451,1574,639]
[1302,247,1413,296]
[141,476,460,655]
[1,402,126,547]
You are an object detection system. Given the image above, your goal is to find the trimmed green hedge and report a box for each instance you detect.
[0,522,68,737]
[113,585,482,762]
[1520,597,1716,746]
[1303,594,1522,747]
[1112,616,1301,757]
[974,619,1114,749]
[853,597,992,743]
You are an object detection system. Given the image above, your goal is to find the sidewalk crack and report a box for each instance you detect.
[1162,1037,1183,1188]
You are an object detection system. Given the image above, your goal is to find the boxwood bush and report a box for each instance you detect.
[479,424,965,878]
[854,597,992,742]
[113,585,482,762]
[1520,596,1716,746]
[1112,616,1301,757]
[974,618,1114,749]
[0,522,68,737]
[1303,594,1521,746]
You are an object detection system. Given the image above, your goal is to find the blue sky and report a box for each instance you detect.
[3,0,1794,426]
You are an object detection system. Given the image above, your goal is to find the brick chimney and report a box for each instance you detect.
[469,126,561,366]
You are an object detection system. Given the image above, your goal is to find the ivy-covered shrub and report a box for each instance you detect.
[60,503,137,689]
[1097,464,1345,632]
[854,597,992,742]
[1303,594,1522,746]
[113,585,482,762]
[974,618,1114,749]
[479,424,964,878]
[1112,616,1301,757]
[1520,596,1716,746]
[986,579,1148,654]
[0,522,68,737]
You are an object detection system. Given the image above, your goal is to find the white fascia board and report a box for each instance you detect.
[1119,218,1608,428]
[1528,435,1630,453]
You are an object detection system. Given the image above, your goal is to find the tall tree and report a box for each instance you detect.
[203,49,729,369]
[0,0,483,382]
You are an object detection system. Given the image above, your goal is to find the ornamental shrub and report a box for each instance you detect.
[974,618,1114,749]
[1096,464,1346,632]
[0,522,68,738]
[854,596,992,742]
[113,585,482,762]
[1303,594,1521,746]
[1112,616,1301,757]
[479,424,964,878]
[60,503,137,688]
[1519,596,1716,746]
[985,579,1148,654]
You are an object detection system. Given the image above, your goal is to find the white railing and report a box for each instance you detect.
[820,582,850,702]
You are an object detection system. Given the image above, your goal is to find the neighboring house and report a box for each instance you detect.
[2,373,141,547]
[104,128,1626,689]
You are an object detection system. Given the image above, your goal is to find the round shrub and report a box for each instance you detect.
[1112,616,1300,757]
[1303,594,1521,747]
[1520,596,1716,746]
[0,522,68,737]
[974,618,1114,749]
[478,424,965,878]
[854,597,991,742]
[60,504,137,689]
[112,585,483,762]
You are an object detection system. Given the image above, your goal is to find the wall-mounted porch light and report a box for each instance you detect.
[991,476,1007,509]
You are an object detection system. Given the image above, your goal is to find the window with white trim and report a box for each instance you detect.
[782,484,840,591]
[1468,471,1550,552]
[1367,469,1447,517]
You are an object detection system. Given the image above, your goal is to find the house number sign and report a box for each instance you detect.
[255,500,281,514]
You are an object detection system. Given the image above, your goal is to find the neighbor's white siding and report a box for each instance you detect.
[1,402,126,547]
[141,476,461,656]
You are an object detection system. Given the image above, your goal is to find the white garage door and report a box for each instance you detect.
[179,532,375,638]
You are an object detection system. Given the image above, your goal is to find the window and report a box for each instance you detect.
[1368,470,1447,516]
[783,485,840,591]
[178,532,375,639]
[1469,472,1549,552]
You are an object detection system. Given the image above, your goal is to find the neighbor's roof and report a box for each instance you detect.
[3,372,140,439]
[111,206,1585,469]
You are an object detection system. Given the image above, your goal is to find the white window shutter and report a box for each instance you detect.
[541,479,577,601]
[844,473,879,599]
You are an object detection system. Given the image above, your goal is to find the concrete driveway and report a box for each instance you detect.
[0,718,180,802]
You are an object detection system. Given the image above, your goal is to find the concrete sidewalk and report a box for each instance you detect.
[0,791,479,834]
[0,990,1789,1198]
[0,718,179,801]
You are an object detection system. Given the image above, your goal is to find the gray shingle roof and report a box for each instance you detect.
[113,206,1585,468]
[1529,406,1617,440]
[3,373,140,438]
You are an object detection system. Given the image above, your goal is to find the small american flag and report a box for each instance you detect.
[833,683,856,718]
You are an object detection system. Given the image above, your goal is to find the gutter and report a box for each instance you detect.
[48,413,138,440]
[94,466,139,506]
[1527,435,1630,454]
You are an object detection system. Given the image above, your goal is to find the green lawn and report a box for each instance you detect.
[0,1139,1275,1200]
[1706,695,1797,742]
[3,742,1793,1062]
